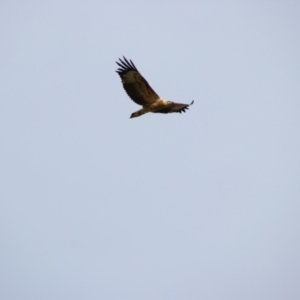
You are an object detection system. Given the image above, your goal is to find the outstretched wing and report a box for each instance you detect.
[116,57,160,106]
[154,100,194,114]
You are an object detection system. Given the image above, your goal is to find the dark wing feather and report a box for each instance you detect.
[116,57,159,106]
[154,100,194,114]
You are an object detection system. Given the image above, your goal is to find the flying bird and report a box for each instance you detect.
[116,57,194,118]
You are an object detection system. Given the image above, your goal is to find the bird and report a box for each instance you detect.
[116,57,194,118]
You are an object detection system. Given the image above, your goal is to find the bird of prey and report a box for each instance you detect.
[116,57,194,118]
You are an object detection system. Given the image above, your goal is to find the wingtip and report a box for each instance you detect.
[115,56,138,73]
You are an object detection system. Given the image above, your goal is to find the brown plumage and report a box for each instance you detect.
[116,57,194,118]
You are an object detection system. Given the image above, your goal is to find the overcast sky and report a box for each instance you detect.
[1,1,300,299]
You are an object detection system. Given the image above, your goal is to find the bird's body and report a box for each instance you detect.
[116,57,194,118]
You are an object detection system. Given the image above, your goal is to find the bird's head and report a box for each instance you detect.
[161,99,172,105]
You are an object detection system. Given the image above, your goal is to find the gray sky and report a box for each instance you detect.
[1,1,300,299]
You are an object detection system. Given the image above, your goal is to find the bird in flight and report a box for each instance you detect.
[116,57,194,118]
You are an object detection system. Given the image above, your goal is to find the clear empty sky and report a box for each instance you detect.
[1,1,300,299]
